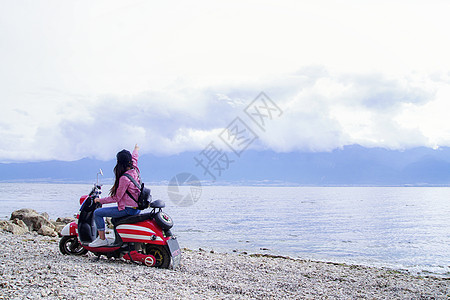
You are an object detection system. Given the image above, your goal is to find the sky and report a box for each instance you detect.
[1,0,450,162]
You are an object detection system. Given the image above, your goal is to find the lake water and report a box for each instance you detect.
[1,183,449,277]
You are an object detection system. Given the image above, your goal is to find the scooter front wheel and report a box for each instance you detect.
[59,236,88,256]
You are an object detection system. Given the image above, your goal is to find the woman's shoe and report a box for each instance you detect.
[89,237,108,247]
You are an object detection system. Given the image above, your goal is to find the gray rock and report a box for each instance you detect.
[56,217,75,224]
[10,208,37,218]
[40,212,49,220]
[1,219,29,235]
[5,223,28,235]
[106,217,114,229]
[0,220,9,231]
[10,208,56,232]
[12,218,28,229]
[37,225,57,237]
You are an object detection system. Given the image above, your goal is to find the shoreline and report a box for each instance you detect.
[171,243,450,280]
[0,231,448,299]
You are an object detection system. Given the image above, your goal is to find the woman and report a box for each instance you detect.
[89,144,141,247]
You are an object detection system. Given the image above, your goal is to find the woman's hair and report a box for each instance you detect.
[110,149,133,196]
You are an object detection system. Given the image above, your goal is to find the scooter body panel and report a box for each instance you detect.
[60,221,78,237]
[116,220,166,245]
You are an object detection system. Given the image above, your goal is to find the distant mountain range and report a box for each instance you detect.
[1,145,450,186]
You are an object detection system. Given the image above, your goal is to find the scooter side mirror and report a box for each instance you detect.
[96,169,103,186]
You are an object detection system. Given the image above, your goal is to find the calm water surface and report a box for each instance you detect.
[1,184,449,276]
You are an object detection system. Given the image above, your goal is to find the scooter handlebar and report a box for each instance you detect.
[89,185,102,197]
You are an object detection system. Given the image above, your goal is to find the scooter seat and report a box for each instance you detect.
[111,212,154,227]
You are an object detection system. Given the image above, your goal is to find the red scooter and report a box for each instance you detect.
[59,181,181,269]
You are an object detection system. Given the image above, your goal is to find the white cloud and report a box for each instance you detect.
[0,68,441,162]
[1,1,450,161]
[255,70,434,152]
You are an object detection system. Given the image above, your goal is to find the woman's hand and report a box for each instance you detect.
[134,144,140,152]
[94,198,101,203]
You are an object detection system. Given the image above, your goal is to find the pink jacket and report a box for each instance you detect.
[99,149,141,210]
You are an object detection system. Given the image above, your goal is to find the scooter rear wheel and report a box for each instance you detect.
[59,236,88,256]
[145,245,170,268]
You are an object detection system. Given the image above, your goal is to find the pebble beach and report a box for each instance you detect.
[0,231,448,299]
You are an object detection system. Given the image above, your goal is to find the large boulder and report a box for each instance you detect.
[10,208,56,232]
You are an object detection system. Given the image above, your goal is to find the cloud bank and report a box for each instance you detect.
[1,1,450,162]
[0,67,445,162]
